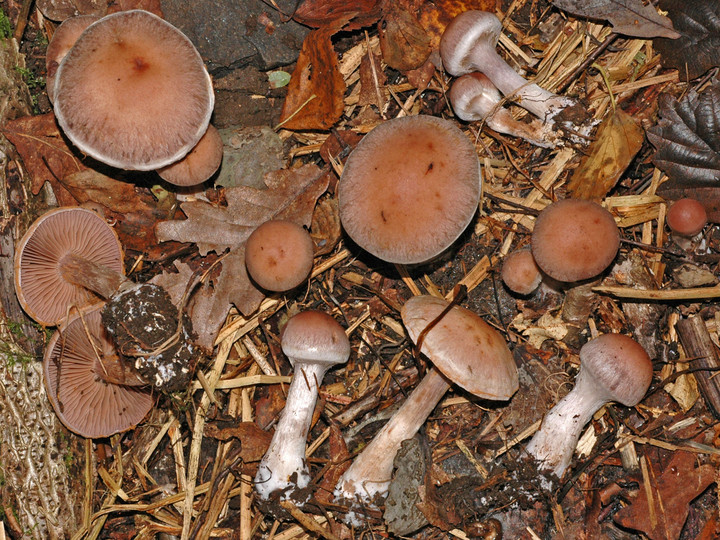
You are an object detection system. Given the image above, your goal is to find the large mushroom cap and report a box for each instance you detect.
[281,311,350,368]
[531,198,620,283]
[401,295,518,400]
[440,10,502,76]
[14,207,124,326]
[44,305,154,438]
[338,115,481,264]
[53,10,214,170]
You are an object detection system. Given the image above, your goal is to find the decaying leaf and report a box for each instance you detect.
[614,451,715,540]
[37,0,106,21]
[418,0,499,49]
[204,420,273,462]
[278,24,347,131]
[566,108,644,200]
[655,0,720,81]
[293,0,382,31]
[155,164,329,347]
[379,4,432,71]
[551,0,680,39]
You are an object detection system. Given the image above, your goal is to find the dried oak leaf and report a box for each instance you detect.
[418,0,499,50]
[278,24,346,131]
[551,0,680,39]
[655,0,720,81]
[155,164,329,346]
[566,108,644,200]
[293,0,382,31]
[1,112,85,206]
[204,420,273,463]
[379,3,432,72]
[613,451,715,540]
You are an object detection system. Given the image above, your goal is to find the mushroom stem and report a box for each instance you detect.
[525,367,607,478]
[335,367,450,505]
[60,252,131,299]
[255,362,328,502]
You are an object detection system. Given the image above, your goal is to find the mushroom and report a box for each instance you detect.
[156,124,224,186]
[245,220,315,292]
[526,333,652,478]
[440,10,575,124]
[53,9,214,170]
[449,73,555,148]
[338,115,481,264]
[501,248,543,296]
[45,15,100,103]
[44,304,154,438]
[667,197,707,238]
[335,295,518,514]
[255,310,350,504]
[531,199,620,284]
[14,207,126,326]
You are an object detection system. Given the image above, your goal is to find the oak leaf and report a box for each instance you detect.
[293,0,382,31]
[379,3,432,71]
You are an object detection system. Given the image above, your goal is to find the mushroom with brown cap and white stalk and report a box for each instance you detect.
[245,220,315,292]
[338,114,481,265]
[44,304,154,438]
[666,197,708,251]
[449,73,556,148]
[45,15,99,103]
[440,10,575,126]
[53,10,214,171]
[526,333,652,478]
[334,295,518,516]
[255,310,350,505]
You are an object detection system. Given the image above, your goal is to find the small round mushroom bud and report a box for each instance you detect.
[338,115,481,264]
[335,295,517,514]
[44,305,153,438]
[245,220,315,292]
[449,73,555,148]
[255,311,350,505]
[531,199,620,283]
[45,15,100,103]
[156,124,224,186]
[440,10,575,123]
[501,248,542,295]
[666,198,707,237]
[526,333,652,478]
[14,207,126,326]
[54,10,214,170]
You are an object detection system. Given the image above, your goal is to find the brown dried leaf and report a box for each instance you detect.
[278,25,346,131]
[204,421,273,462]
[551,0,680,39]
[566,108,643,200]
[314,425,351,505]
[293,0,382,30]
[37,0,106,21]
[614,452,715,540]
[418,0,499,50]
[358,51,387,109]
[379,4,432,72]
[310,196,342,256]
[1,112,85,205]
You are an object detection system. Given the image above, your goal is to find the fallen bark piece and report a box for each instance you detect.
[676,315,720,419]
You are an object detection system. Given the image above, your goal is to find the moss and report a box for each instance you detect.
[0,9,11,40]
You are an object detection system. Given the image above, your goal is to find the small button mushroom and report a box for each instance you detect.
[245,220,315,292]
[335,295,517,519]
[255,311,350,505]
[501,248,543,296]
[338,115,481,264]
[156,124,224,186]
[449,73,556,148]
[667,197,707,239]
[526,333,652,478]
[440,11,575,124]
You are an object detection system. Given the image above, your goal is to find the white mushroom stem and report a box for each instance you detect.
[255,362,328,502]
[335,367,450,505]
[525,367,609,478]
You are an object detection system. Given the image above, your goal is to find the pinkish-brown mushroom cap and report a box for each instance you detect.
[245,220,315,292]
[401,295,518,400]
[45,15,100,103]
[14,207,124,326]
[156,123,224,186]
[666,198,707,237]
[53,10,214,170]
[501,248,542,295]
[531,199,620,283]
[338,115,481,264]
[44,305,154,438]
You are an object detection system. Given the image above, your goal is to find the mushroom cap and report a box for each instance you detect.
[53,10,214,170]
[401,295,518,400]
[338,115,481,264]
[281,311,350,368]
[501,248,542,295]
[44,305,154,438]
[14,207,124,326]
[531,199,619,283]
[157,124,224,186]
[440,10,501,76]
[45,15,100,103]
[448,72,503,122]
[245,220,315,292]
[667,198,707,237]
[579,333,652,407]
